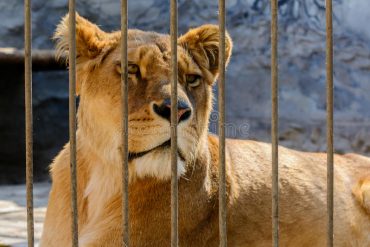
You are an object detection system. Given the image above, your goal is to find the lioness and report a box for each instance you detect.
[41,14,370,247]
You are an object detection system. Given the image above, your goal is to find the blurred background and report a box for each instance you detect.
[1,0,370,184]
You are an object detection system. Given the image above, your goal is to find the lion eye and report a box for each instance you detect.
[128,64,139,74]
[115,64,140,75]
[186,74,201,87]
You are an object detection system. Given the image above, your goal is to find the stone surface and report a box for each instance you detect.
[0,183,49,246]
[1,0,370,183]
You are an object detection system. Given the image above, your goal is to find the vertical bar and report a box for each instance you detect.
[121,0,130,246]
[271,0,279,246]
[24,0,34,246]
[218,0,227,246]
[68,1,79,246]
[326,0,334,246]
[170,0,178,246]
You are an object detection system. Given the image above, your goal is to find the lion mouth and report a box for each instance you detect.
[128,139,186,162]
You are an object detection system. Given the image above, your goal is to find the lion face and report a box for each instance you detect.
[54,14,232,179]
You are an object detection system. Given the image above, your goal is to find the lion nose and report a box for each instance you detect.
[153,98,191,123]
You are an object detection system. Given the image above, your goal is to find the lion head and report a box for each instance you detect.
[54,14,232,180]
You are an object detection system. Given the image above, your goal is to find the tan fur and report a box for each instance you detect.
[41,14,370,246]
[353,176,370,214]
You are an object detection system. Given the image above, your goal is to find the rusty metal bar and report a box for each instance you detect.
[271,0,279,246]
[0,48,64,70]
[121,0,130,246]
[218,0,227,246]
[24,0,34,246]
[68,1,79,246]
[170,0,179,246]
[326,0,334,246]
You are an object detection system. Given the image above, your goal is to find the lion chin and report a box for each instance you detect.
[133,148,186,180]
[40,13,370,247]
[127,124,197,180]
[128,135,191,180]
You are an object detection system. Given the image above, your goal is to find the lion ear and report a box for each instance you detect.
[178,24,232,81]
[53,13,110,64]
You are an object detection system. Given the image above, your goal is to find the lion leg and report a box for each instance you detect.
[39,182,72,247]
[40,147,88,247]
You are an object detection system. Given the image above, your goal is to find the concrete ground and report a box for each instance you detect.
[0,183,50,247]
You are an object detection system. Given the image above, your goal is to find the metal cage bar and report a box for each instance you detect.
[326,0,334,246]
[170,0,179,246]
[218,0,227,246]
[271,0,279,246]
[121,0,130,246]
[24,0,34,246]
[21,1,336,246]
[68,1,79,246]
